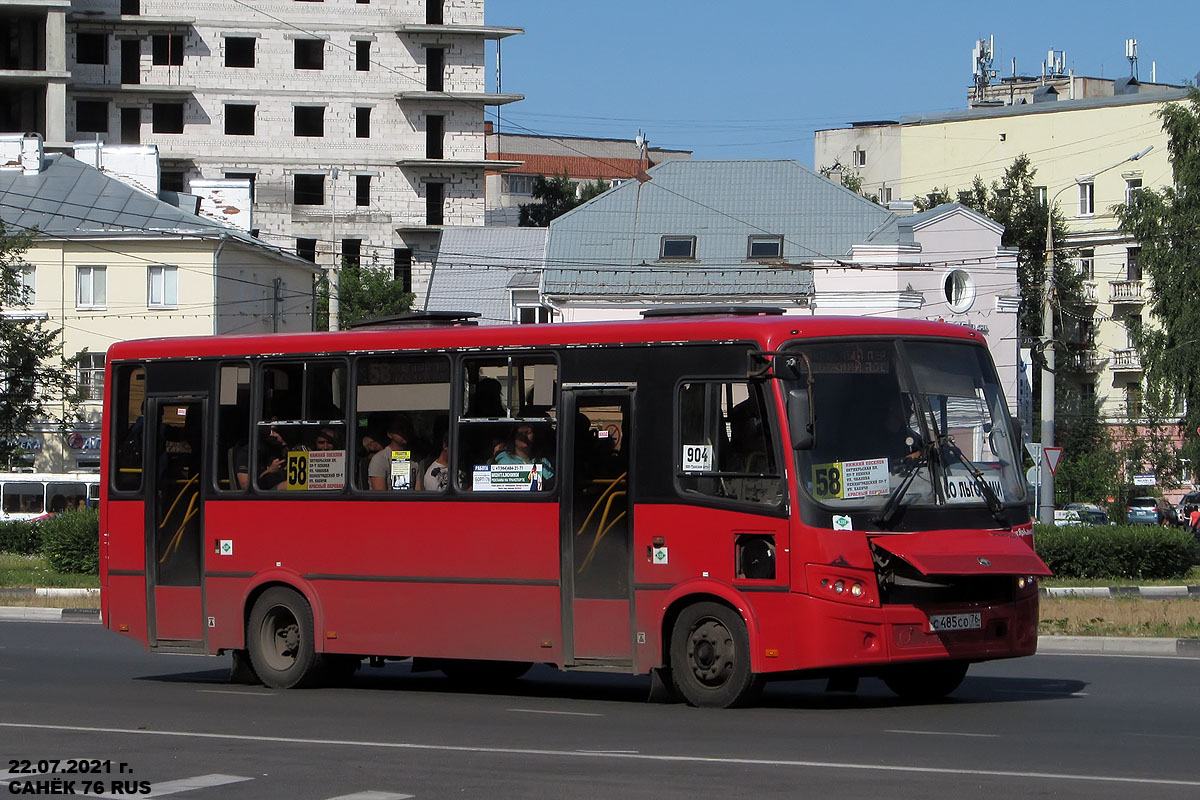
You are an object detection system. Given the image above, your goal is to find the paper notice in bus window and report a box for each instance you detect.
[306,450,345,490]
[811,459,888,500]
[389,450,411,490]
[840,458,889,498]
[681,444,713,473]
[473,463,540,491]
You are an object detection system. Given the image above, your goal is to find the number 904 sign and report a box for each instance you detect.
[681,444,713,473]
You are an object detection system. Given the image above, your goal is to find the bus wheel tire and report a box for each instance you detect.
[247,587,319,689]
[669,602,761,708]
[440,659,532,684]
[882,660,968,702]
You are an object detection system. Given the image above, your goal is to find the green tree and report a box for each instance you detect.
[1115,87,1200,473]
[914,155,1082,346]
[314,255,415,330]
[817,165,880,204]
[0,224,79,466]
[519,173,610,226]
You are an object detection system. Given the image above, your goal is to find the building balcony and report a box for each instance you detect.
[1111,348,1143,371]
[1080,280,1098,304]
[395,90,524,106]
[396,157,521,170]
[395,23,524,40]
[0,69,71,86]
[70,82,194,96]
[1109,279,1145,304]
[67,13,194,29]
[1065,349,1105,372]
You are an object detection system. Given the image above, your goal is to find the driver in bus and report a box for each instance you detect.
[882,393,923,468]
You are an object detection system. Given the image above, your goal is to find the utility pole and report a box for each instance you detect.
[328,167,339,331]
[1039,145,1153,524]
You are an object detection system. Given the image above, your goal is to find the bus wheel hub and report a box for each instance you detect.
[688,620,733,684]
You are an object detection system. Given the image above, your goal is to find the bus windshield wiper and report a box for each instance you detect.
[874,440,934,528]
[940,438,1009,525]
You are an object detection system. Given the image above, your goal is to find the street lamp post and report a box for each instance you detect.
[1038,145,1153,524]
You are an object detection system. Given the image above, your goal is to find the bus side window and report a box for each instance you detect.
[257,360,349,492]
[676,381,783,507]
[216,362,252,492]
[112,364,146,493]
[458,356,557,493]
[354,355,451,493]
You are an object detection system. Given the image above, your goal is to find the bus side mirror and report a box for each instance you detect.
[786,389,814,450]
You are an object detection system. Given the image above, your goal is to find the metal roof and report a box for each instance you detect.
[543,159,900,296]
[0,153,300,262]
[424,226,548,325]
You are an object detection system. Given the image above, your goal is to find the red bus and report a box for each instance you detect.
[100,308,1049,707]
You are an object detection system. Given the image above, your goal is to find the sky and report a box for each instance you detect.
[484,0,1198,166]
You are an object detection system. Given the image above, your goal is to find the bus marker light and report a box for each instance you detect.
[118,624,128,632]
[833,580,845,594]
[326,631,337,639]
[540,640,553,648]
[765,649,779,658]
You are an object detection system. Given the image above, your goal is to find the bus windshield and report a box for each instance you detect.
[785,338,1025,511]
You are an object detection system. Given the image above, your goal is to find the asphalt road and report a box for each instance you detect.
[2,620,1199,799]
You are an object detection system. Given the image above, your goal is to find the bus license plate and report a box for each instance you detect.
[928,612,982,632]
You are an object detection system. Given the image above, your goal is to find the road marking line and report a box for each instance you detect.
[196,689,275,696]
[994,689,1089,697]
[144,774,252,797]
[507,708,602,717]
[327,793,415,800]
[886,730,999,738]
[1,722,1198,788]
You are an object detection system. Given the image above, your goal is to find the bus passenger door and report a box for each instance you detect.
[561,387,635,668]
[145,397,206,650]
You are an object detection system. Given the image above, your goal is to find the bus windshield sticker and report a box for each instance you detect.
[832,514,853,531]
[681,444,713,473]
[218,539,233,556]
[943,463,1004,504]
[306,450,346,490]
[812,459,889,500]
[473,463,542,491]
[390,450,412,490]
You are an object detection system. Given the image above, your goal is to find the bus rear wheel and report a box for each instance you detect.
[882,660,968,702]
[669,602,761,708]
[247,587,319,689]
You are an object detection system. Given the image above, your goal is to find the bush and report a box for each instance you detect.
[1035,523,1196,580]
[40,509,100,574]
[0,519,43,555]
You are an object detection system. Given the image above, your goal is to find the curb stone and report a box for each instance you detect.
[1041,585,1200,598]
[0,606,99,623]
[1037,635,1200,658]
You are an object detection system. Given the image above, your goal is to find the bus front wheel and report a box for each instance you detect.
[669,601,761,708]
[247,587,319,689]
[881,660,968,702]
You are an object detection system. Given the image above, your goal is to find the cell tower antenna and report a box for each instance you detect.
[971,36,997,104]
[1126,38,1138,80]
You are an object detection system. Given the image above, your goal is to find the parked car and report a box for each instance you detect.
[1062,502,1110,525]
[1126,496,1179,526]
[1174,491,1200,523]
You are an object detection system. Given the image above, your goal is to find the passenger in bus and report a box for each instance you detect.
[255,421,293,490]
[423,433,450,492]
[369,414,420,490]
[312,428,340,451]
[468,376,506,418]
[49,494,68,514]
[493,423,554,482]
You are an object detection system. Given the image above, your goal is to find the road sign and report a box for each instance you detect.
[1025,442,1043,462]
[1044,446,1063,475]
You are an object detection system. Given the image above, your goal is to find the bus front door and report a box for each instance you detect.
[562,387,635,668]
[145,397,206,650]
